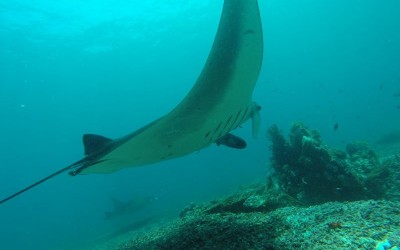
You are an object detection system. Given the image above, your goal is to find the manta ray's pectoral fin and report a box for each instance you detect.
[215,133,247,149]
[251,102,262,139]
[83,134,113,155]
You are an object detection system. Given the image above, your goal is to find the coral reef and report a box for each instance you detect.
[266,122,390,204]
[116,198,400,250]
[380,153,400,201]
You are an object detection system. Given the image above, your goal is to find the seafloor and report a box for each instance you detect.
[87,192,400,250]
[87,124,400,250]
[118,199,400,250]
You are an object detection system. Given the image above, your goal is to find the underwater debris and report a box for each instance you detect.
[266,122,390,204]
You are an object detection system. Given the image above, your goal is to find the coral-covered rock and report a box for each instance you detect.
[381,153,400,201]
[179,184,300,217]
[116,200,400,250]
[266,122,389,204]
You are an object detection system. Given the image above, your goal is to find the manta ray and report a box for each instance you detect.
[0,0,263,204]
[104,196,158,220]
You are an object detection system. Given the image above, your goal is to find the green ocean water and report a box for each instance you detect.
[0,0,399,249]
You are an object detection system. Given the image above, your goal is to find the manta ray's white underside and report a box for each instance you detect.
[78,0,264,174]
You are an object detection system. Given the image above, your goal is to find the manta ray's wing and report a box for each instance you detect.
[0,0,264,205]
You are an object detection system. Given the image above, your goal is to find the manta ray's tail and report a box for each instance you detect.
[0,134,111,204]
[0,161,82,205]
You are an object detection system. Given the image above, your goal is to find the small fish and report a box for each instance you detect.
[333,123,339,131]
[393,92,400,97]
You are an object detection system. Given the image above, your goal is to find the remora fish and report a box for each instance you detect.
[0,0,263,204]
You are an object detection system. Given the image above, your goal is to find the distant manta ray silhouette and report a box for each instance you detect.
[0,0,263,204]
[104,195,158,220]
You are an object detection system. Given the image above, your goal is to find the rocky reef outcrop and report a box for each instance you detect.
[117,197,400,250]
[267,122,392,204]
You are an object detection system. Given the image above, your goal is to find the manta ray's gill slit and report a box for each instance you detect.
[213,121,225,140]
[228,109,244,132]
[206,128,216,144]
[214,122,223,133]
[216,115,234,139]
[209,108,239,143]
[231,105,249,131]
[164,144,174,159]
[214,115,234,139]
[222,114,233,131]
[208,121,222,141]
[237,106,250,128]
[216,129,225,139]
[205,119,225,144]
[205,131,214,145]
